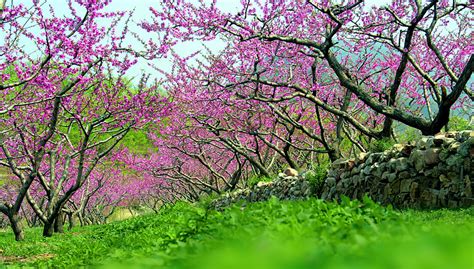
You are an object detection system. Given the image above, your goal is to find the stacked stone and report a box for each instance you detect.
[321,131,473,209]
[210,173,314,211]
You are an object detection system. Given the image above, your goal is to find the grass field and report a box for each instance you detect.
[0,197,473,269]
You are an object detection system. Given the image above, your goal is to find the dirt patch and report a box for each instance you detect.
[0,253,55,264]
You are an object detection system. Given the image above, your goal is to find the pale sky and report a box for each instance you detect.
[10,0,393,82]
[100,0,392,81]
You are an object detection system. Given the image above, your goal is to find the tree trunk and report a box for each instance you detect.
[7,212,25,241]
[67,212,75,230]
[78,213,85,226]
[327,149,339,162]
[380,117,393,138]
[54,211,65,233]
[43,220,54,237]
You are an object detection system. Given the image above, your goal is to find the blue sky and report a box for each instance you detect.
[101,0,392,78]
[11,0,392,82]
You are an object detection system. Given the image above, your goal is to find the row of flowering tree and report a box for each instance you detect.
[0,0,167,240]
[146,0,472,134]
[123,56,340,202]
[129,0,472,199]
[0,164,145,230]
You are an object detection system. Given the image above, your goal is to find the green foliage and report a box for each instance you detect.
[305,163,329,193]
[368,137,396,152]
[118,129,155,154]
[195,193,221,209]
[60,125,155,155]
[0,199,473,269]
[338,136,356,154]
[394,125,422,144]
[247,175,272,188]
[448,116,473,131]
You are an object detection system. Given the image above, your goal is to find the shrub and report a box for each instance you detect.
[247,175,272,188]
[448,116,472,131]
[304,163,329,194]
[368,138,396,152]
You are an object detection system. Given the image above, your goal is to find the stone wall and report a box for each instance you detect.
[210,131,473,210]
[210,175,313,210]
[321,130,473,208]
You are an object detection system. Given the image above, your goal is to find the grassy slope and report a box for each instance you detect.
[0,198,473,269]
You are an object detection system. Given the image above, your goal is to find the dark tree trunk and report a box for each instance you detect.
[422,102,452,135]
[67,212,75,230]
[43,209,60,237]
[43,220,54,237]
[327,149,339,162]
[54,211,65,233]
[7,212,25,241]
[380,117,393,138]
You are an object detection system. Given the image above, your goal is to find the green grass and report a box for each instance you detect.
[0,197,473,269]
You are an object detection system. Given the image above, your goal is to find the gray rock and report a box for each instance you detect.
[446,155,462,167]
[427,136,444,148]
[438,174,451,185]
[356,152,369,163]
[387,172,397,182]
[439,149,450,161]
[352,166,361,174]
[327,169,338,178]
[463,176,471,198]
[341,171,350,179]
[410,149,425,171]
[424,167,440,178]
[398,171,411,179]
[421,189,439,207]
[458,130,473,140]
[362,165,371,175]
[325,177,336,187]
[448,200,458,208]
[424,148,440,165]
[373,163,384,178]
[410,182,419,200]
[366,153,383,165]
[395,157,409,172]
[210,131,473,211]
[442,138,456,147]
[350,167,359,176]
[250,192,257,202]
[400,179,413,193]
[460,198,474,207]
[438,189,448,207]
[332,159,354,170]
[457,137,474,157]
[264,189,271,196]
[447,171,460,182]
[387,158,397,172]
[284,168,299,177]
[416,137,428,149]
[384,184,392,197]
[341,178,351,188]
[391,180,401,194]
